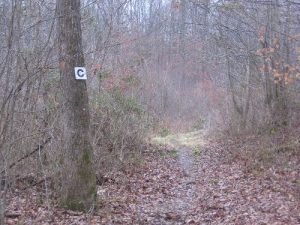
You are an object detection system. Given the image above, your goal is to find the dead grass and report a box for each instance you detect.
[152,130,207,149]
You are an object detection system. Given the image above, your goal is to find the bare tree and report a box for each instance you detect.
[57,0,96,211]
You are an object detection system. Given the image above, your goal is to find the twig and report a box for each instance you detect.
[0,137,52,175]
[4,211,21,219]
[21,176,52,191]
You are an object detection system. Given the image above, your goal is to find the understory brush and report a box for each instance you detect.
[90,90,151,175]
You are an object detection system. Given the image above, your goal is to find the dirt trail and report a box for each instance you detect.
[150,145,198,224]
[178,146,194,176]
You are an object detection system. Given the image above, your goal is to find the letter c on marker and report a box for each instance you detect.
[77,69,84,77]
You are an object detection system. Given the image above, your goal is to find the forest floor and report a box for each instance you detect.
[4,129,300,224]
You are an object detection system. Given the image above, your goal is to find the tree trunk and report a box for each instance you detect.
[0,194,4,225]
[56,0,96,212]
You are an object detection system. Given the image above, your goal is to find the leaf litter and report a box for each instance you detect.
[4,131,300,224]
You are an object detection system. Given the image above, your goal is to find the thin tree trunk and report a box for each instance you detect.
[0,196,4,225]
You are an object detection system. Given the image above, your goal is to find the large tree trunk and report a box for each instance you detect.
[56,0,96,211]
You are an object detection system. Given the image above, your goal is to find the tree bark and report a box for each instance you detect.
[56,0,96,212]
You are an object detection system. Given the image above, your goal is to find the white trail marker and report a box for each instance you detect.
[74,67,87,80]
